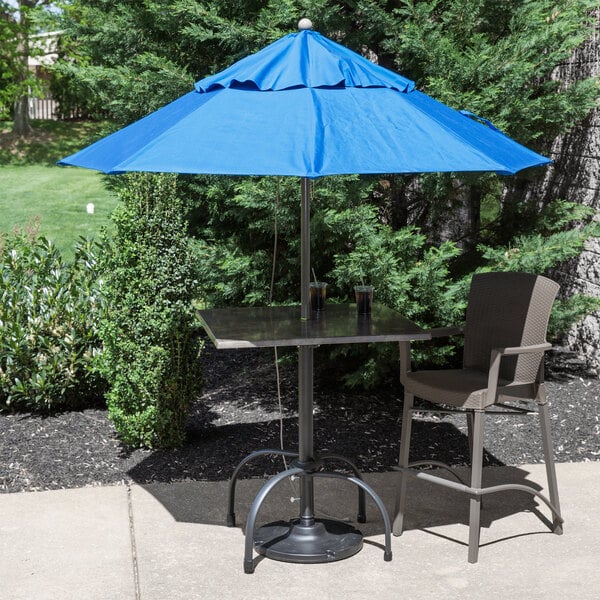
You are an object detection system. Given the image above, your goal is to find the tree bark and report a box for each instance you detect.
[11,0,33,137]
[12,94,32,136]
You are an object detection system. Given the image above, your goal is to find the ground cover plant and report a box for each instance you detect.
[0,119,115,411]
[0,223,106,410]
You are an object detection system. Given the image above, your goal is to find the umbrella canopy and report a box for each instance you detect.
[58,28,550,177]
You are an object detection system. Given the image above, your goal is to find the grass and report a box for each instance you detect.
[0,120,118,259]
[0,165,118,258]
[0,119,115,166]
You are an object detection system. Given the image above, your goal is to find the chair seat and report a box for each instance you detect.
[404,368,536,410]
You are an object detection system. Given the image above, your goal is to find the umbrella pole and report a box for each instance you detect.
[251,177,363,565]
[300,177,311,321]
[298,176,315,525]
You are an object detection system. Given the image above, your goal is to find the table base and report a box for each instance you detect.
[254,518,363,564]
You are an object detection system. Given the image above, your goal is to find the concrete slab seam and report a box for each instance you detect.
[128,485,142,600]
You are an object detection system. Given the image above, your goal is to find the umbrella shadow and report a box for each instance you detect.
[127,416,552,548]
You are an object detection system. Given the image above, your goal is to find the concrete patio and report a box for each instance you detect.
[1,461,598,599]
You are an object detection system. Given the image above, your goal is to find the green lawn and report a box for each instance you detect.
[0,165,117,258]
[1,120,118,259]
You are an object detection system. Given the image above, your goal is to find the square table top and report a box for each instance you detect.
[198,303,430,349]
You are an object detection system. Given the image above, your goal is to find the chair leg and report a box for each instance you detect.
[466,411,474,462]
[468,409,485,563]
[393,392,414,536]
[538,400,563,534]
[466,410,485,512]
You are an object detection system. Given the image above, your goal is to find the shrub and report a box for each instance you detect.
[321,199,600,388]
[476,200,600,342]
[326,215,463,388]
[98,173,203,448]
[0,222,105,411]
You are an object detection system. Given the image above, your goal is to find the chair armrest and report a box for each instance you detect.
[494,342,552,356]
[429,325,464,338]
[400,325,464,384]
[486,342,553,404]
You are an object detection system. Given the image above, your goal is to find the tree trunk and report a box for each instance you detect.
[12,94,32,136]
[502,7,600,374]
[11,0,33,137]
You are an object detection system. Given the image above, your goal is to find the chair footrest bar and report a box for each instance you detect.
[395,466,564,525]
[394,461,469,487]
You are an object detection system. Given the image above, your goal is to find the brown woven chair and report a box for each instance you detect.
[392,272,564,562]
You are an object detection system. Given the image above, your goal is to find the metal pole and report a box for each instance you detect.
[300,177,311,321]
[298,176,315,526]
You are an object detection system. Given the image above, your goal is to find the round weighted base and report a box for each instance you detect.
[254,518,363,564]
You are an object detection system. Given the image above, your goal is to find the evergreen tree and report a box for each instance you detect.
[53,1,600,387]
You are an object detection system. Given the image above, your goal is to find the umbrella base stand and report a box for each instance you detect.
[242,467,393,573]
[253,518,363,564]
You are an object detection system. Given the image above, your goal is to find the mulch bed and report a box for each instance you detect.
[1,339,598,493]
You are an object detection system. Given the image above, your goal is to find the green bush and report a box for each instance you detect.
[98,173,203,449]
[190,174,599,388]
[325,212,463,388]
[476,200,600,342]
[0,223,106,411]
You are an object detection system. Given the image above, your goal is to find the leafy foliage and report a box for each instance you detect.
[97,174,203,448]
[386,0,598,145]
[0,222,106,410]
[377,0,599,245]
[0,3,20,119]
[475,201,600,342]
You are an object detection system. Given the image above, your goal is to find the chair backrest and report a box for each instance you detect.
[463,272,559,383]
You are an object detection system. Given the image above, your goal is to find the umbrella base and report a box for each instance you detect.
[253,518,363,564]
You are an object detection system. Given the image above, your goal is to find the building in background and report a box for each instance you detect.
[27,30,61,119]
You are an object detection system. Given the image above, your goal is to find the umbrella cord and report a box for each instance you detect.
[268,178,279,306]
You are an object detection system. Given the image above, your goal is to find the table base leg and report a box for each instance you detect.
[254,518,363,564]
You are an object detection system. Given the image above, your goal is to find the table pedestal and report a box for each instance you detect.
[242,465,392,573]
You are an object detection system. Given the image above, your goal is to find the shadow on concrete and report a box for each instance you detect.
[128,416,551,552]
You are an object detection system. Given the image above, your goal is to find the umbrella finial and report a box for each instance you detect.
[298,18,313,31]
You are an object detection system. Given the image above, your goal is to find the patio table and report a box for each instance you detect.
[198,303,430,572]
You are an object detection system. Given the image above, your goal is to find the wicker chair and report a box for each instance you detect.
[392,272,564,562]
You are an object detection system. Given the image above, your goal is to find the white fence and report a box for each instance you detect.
[28,97,59,120]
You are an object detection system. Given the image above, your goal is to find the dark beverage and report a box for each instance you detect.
[354,285,374,315]
[309,282,327,311]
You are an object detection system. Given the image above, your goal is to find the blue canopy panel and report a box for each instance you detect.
[59,85,550,178]
[196,30,415,93]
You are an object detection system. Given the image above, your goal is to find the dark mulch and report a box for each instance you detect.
[1,339,598,493]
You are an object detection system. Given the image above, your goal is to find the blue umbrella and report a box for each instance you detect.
[59,27,549,177]
[59,22,552,568]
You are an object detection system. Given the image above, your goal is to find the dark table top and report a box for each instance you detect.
[198,303,430,349]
